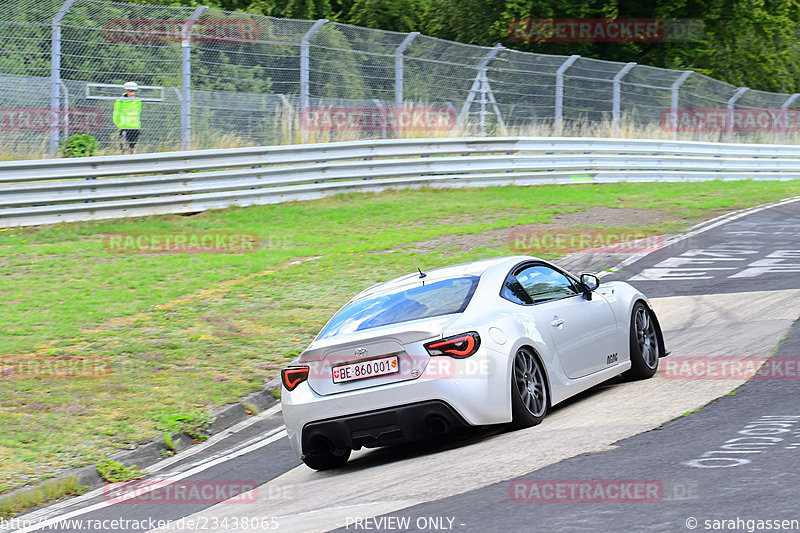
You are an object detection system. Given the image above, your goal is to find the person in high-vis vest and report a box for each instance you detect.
[113,81,142,153]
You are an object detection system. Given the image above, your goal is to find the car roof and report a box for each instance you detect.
[350,255,538,302]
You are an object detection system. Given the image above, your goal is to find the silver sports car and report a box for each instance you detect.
[281,255,666,470]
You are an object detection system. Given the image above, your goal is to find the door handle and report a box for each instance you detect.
[551,316,565,327]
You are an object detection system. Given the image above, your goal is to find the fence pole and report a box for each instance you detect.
[50,0,77,157]
[372,98,387,138]
[59,82,69,139]
[612,62,636,136]
[180,6,208,151]
[779,93,800,144]
[484,74,507,135]
[726,87,748,142]
[395,32,418,108]
[670,71,692,139]
[479,72,489,135]
[554,55,579,136]
[457,43,503,129]
[300,19,328,142]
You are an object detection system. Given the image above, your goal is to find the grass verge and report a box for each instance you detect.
[0,476,88,519]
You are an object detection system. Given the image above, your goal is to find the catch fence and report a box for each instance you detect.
[2,1,799,158]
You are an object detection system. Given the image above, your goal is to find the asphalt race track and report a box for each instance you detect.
[360,317,800,532]
[9,197,800,533]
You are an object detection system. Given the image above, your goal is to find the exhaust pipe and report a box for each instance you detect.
[309,434,334,455]
[425,415,450,436]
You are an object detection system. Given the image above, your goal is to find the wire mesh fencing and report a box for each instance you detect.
[3,0,800,159]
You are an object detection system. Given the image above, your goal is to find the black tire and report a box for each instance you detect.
[301,448,351,471]
[625,302,660,380]
[510,347,549,428]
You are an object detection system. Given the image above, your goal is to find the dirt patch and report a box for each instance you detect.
[389,206,693,255]
[548,206,678,227]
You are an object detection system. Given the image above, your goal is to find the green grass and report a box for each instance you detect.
[0,180,798,501]
[3,181,797,355]
[0,476,87,519]
[95,459,145,483]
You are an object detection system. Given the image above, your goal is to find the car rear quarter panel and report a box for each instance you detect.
[597,281,655,364]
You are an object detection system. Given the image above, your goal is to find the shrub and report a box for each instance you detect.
[95,459,146,483]
[61,134,98,158]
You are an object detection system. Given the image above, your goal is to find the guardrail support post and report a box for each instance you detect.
[395,32,418,108]
[180,6,208,152]
[554,55,579,136]
[612,62,636,136]
[50,0,77,157]
[726,87,749,141]
[669,71,692,139]
[300,19,328,142]
[457,44,503,132]
[779,93,800,144]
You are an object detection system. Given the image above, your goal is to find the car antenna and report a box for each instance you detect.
[417,267,426,279]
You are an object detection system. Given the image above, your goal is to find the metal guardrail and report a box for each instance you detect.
[3,137,800,227]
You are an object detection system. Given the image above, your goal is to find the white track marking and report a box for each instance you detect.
[11,406,284,532]
[13,428,287,533]
[149,403,283,474]
[608,195,800,274]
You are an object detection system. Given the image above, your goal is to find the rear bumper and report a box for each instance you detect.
[281,344,513,458]
[301,400,467,456]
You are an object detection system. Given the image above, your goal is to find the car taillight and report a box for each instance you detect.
[281,366,310,391]
[424,332,481,359]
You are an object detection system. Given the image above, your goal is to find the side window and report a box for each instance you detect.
[513,265,578,304]
[501,277,532,305]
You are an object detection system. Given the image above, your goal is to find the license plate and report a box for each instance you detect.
[332,355,399,383]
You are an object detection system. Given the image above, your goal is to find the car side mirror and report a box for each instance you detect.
[579,273,600,300]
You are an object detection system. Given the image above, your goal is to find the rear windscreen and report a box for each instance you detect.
[316,276,480,340]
